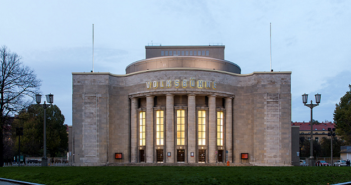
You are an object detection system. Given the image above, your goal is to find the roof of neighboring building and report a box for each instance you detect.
[341,146,351,153]
[291,121,335,131]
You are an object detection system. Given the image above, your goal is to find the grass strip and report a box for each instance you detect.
[1,166,351,185]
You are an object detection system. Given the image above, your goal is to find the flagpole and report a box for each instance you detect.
[270,23,272,72]
[92,24,94,73]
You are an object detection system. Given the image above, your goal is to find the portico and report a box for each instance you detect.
[130,91,234,164]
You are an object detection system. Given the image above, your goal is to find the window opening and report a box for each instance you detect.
[156,110,164,145]
[217,111,224,146]
[139,111,146,146]
[177,110,185,145]
[198,110,206,145]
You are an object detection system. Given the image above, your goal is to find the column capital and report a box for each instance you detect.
[188,93,196,97]
[166,93,174,97]
[146,95,154,98]
[225,96,233,100]
[207,94,216,98]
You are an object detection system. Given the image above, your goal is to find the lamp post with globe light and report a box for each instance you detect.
[302,93,321,165]
[35,93,54,167]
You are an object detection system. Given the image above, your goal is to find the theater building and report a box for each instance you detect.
[71,45,292,166]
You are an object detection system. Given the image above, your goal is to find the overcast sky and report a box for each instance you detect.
[1,0,350,126]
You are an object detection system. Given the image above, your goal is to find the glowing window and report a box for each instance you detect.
[177,110,185,145]
[139,111,145,146]
[156,110,164,145]
[198,110,206,145]
[217,112,224,146]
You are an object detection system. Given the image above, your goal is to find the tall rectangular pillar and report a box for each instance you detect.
[131,97,138,163]
[208,95,216,163]
[146,95,154,163]
[188,94,196,163]
[166,94,174,163]
[225,97,233,163]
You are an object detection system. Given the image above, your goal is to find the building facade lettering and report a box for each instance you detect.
[146,78,216,90]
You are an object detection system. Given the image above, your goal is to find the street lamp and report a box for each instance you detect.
[302,93,321,163]
[328,128,336,166]
[35,93,54,167]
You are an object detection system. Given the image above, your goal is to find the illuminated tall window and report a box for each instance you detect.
[198,110,206,145]
[139,111,145,146]
[177,110,185,145]
[217,112,224,146]
[156,110,164,145]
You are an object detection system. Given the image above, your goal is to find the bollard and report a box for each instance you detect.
[227,161,230,166]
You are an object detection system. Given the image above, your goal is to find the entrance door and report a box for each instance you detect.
[199,149,206,163]
[139,150,145,162]
[156,149,163,162]
[177,149,185,162]
[218,150,223,162]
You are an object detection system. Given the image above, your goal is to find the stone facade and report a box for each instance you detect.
[71,45,292,166]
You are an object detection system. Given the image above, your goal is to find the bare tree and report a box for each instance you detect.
[0,46,41,167]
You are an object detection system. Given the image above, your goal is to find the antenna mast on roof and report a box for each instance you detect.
[92,24,94,73]
[270,23,273,72]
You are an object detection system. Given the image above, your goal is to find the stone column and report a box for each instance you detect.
[225,97,233,163]
[131,97,138,163]
[208,95,216,163]
[166,94,174,163]
[188,94,196,163]
[146,95,154,163]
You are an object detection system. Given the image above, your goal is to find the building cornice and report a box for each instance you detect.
[72,68,292,77]
[128,89,235,98]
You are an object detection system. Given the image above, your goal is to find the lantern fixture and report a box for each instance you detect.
[302,93,308,104]
[315,93,321,104]
[36,94,42,104]
[46,93,54,104]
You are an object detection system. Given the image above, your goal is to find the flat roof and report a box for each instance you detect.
[145,45,225,49]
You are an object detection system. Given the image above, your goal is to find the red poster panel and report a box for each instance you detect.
[115,153,123,159]
[241,153,249,159]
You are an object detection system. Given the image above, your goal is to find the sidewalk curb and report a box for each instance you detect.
[333,182,351,185]
[0,178,43,185]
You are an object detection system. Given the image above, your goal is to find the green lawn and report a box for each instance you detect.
[1,166,351,185]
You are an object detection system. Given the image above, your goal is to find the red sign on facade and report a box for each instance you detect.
[115,153,123,159]
[241,153,249,159]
